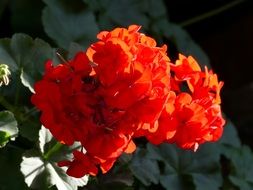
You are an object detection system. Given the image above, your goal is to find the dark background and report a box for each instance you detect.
[0,0,252,146]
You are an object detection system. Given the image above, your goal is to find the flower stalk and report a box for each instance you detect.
[43,142,63,160]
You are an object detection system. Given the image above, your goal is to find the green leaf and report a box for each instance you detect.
[0,33,55,92]
[229,176,253,190]
[227,146,253,190]
[0,34,55,142]
[96,0,149,29]
[160,174,192,190]
[42,0,99,49]
[12,34,54,91]
[0,111,18,148]
[84,168,134,190]
[146,143,222,190]
[83,0,101,12]
[192,173,221,190]
[21,155,88,190]
[21,151,49,189]
[0,131,10,147]
[21,126,88,190]
[39,125,53,154]
[219,119,241,148]
[67,42,85,59]
[219,120,241,161]
[0,38,18,72]
[145,0,167,19]
[129,148,160,186]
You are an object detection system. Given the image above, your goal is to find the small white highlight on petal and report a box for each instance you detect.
[194,142,199,152]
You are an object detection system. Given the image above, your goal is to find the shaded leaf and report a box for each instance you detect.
[0,33,55,92]
[68,42,85,59]
[229,176,253,190]
[0,111,18,147]
[11,34,54,91]
[100,0,148,28]
[100,172,134,187]
[160,174,192,190]
[129,148,160,186]
[42,0,99,49]
[0,33,55,141]
[146,143,222,190]
[219,119,241,148]
[227,146,253,190]
[145,0,167,19]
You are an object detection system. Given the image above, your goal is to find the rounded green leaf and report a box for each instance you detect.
[0,111,18,148]
[21,126,88,190]
[0,131,10,147]
[228,146,253,190]
[42,0,99,49]
[220,120,241,148]
[129,148,160,186]
[0,33,55,93]
[143,143,222,190]
[0,34,56,141]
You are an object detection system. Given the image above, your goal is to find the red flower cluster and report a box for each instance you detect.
[31,25,225,178]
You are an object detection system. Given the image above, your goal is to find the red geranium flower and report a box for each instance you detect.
[32,25,225,178]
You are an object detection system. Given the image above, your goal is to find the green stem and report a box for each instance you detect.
[179,0,245,27]
[43,142,63,160]
[23,107,39,119]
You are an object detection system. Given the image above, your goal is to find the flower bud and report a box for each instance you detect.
[0,64,11,86]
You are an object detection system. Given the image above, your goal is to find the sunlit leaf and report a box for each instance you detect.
[0,111,18,148]
[39,125,53,153]
[21,126,88,190]
[21,151,48,189]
